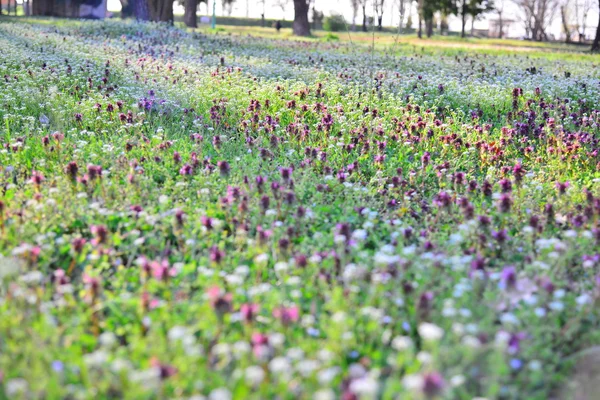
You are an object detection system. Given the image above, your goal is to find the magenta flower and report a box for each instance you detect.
[272,305,299,325]
[422,371,445,398]
[555,181,569,195]
[240,303,260,323]
[207,286,233,315]
[209,246,225,264]
[90,225,108,245]
[179,163,193,176]
[151,260,176,281]
[30,171,45,186]
[500,266,517,290]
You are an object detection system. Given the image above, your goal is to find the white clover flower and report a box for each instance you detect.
[168,326,187,342]
[462,335,481,348]
[254,253,269,266]
[99,332,117,348]
[235,265,250,276]
[450,374,466,387]
[417,351,433,364]
[418,322,444,341]
[374,252,401,266]
[274,261,289,273]
[158,195,170,204]
[528,360,542,371]
[20,271,44,284]
[317,349,334,362]
[576,293,591,306]
[500,313,520,325]
[402,374,424,391]
[232,341,251,355]
[314,388,336,400]
[334,234,346,244]
[6,378,28,396]
[350,376,379,398]
[348,363,367,379]
[286,347,305,361]
[212,343,231,357]
[225,274,243,286]
[296,359,320,377]
[286,276,301,286]
[209,388,231,400]
[83,350,108,367]
[391,336,413,351]
[352,229,368,241]
[331,312,346,323]
[245,365,265,386]
[269,357,291,374]
[264,333,283,349]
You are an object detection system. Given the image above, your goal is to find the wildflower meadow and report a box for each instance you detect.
[1,17,600,399]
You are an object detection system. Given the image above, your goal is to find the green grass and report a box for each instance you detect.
[0,16,599,399]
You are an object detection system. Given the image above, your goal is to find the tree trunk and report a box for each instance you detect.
[184,0,198,27]
[292,0,310,36]
[147,0,173,22]
[120,0,133,18]
[33,0,54,15]
[592,3,600,52]
[133,0,150,20]
[426,18,433,37]
[362,5,367,32]
[461,12,466,37]
[377,15,383,31]
[561,6,571,43]
[418,15,422,38]
[398,0,405,34]
[498,15,503,38]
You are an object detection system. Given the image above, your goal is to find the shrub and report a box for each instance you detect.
[323,13,346,32]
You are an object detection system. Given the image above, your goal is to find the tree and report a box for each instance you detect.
[312,6,324,29]
[375,0,386,30]
[457,0,492,37]
[469,0,494,35]
[120,0,133,18]
[592,0,599,51]
[560,0,572,42]
[420,0,436,37]
[274,0,288,19]
[515,0,559,41]
[440,13,449,34]
[259,0,266,26]
[223,0,236,16]
[574,0,593,41]
[350,0,360,30]
[293,0,311,36]
[417,0,424,37]
[406,8,413,29]
[358,0,369,32]
[146,0,174,22]
[396,0,408,33]
[183,0,199,27]
[457,0,470,36]
[495,0,506,38]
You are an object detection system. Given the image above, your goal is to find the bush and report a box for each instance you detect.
[323,13,346,32]
[323,32,340,41]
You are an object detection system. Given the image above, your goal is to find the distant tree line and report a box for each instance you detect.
[18,0,600,51]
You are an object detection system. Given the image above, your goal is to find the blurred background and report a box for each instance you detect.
[2,0,599,46]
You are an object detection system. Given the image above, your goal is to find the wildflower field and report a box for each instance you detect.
[1,17,600,400]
